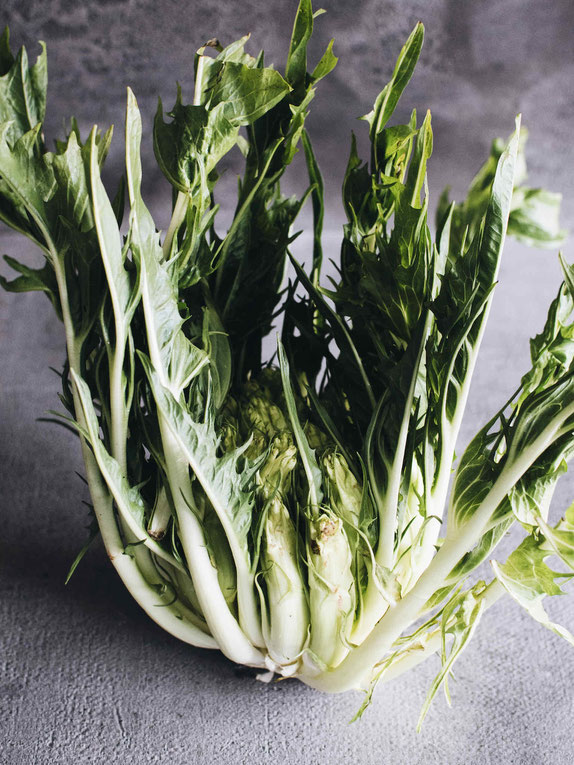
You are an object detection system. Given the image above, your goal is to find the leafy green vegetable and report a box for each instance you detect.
[1,0,573,728]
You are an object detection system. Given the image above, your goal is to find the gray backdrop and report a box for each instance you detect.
[1,1,574,763]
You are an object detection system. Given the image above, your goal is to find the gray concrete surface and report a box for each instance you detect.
[1,1,574,763]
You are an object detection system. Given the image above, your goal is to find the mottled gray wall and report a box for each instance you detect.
[3,0,574,225]
[2,2,574,763]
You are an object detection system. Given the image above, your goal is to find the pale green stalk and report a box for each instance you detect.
[50,245,216,649]
[374,310,429,572]
[161,50,206,259]
[262,496,309,666]
[376,579,505,686]
[308,513,355,668]
[138,248,265,664]
[303,405,574,691]
[354,318,429,644]
[158,421,264,663]
[0,125,215,645]
[415,293,497,579]
[124,89,265,664]
[162,189,189,259]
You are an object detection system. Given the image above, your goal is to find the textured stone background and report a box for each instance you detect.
[1,1,574,763]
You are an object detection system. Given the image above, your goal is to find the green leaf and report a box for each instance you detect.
[508,188,566,249]
[362,23,424,148]
[311,38,337,83]
[520,277,574,400]
[50,130,94,233]
[197,36,255,98]
[208,6,334,381]
[0,27,13,73]
[286,0,313,92]
[64,508,99,585]
[0,254,60,316]
[404,110,432,209]
[477,118,521,284]
[126,89,208,397]
[0,31,47,143]
[140,354,259,573]
[208,62,290,127]
[154,60,289,192]
[492,534,574,646]
[439,518,512,593]
[439,128,566,255]
[536,498,574,572]
[432,120,520,523]
[213,138,300,379]
[89,127,134,323]
[153,97,235,191]
[302,129,324,281]
[202,300,232,410]
[341,131,371,225]
[111,174,126,228]
[507,373,574,465]
[47,128,109,339]
[0,123,53,245]
[505,446,570,530]
[450,372,574,533]
[287,250,375,409]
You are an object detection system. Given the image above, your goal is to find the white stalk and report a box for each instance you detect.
[418,262,505,571]
[108,329,128,471]
[91,145,171,608]
[148,486,172,539]
[173,434,264,646]
[351,582,391,647]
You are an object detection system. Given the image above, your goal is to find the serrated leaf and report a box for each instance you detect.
[154,98,236,191]
[508,188,566,249]
[0,253,60,315]
[0,32,47,143]
[140,354,259,568]
[208,62,290,127]
[71,370,187,572]
[492,534,574,646]
[439,128,566,255]
[418,583,486,730]
[0,123,53,242]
